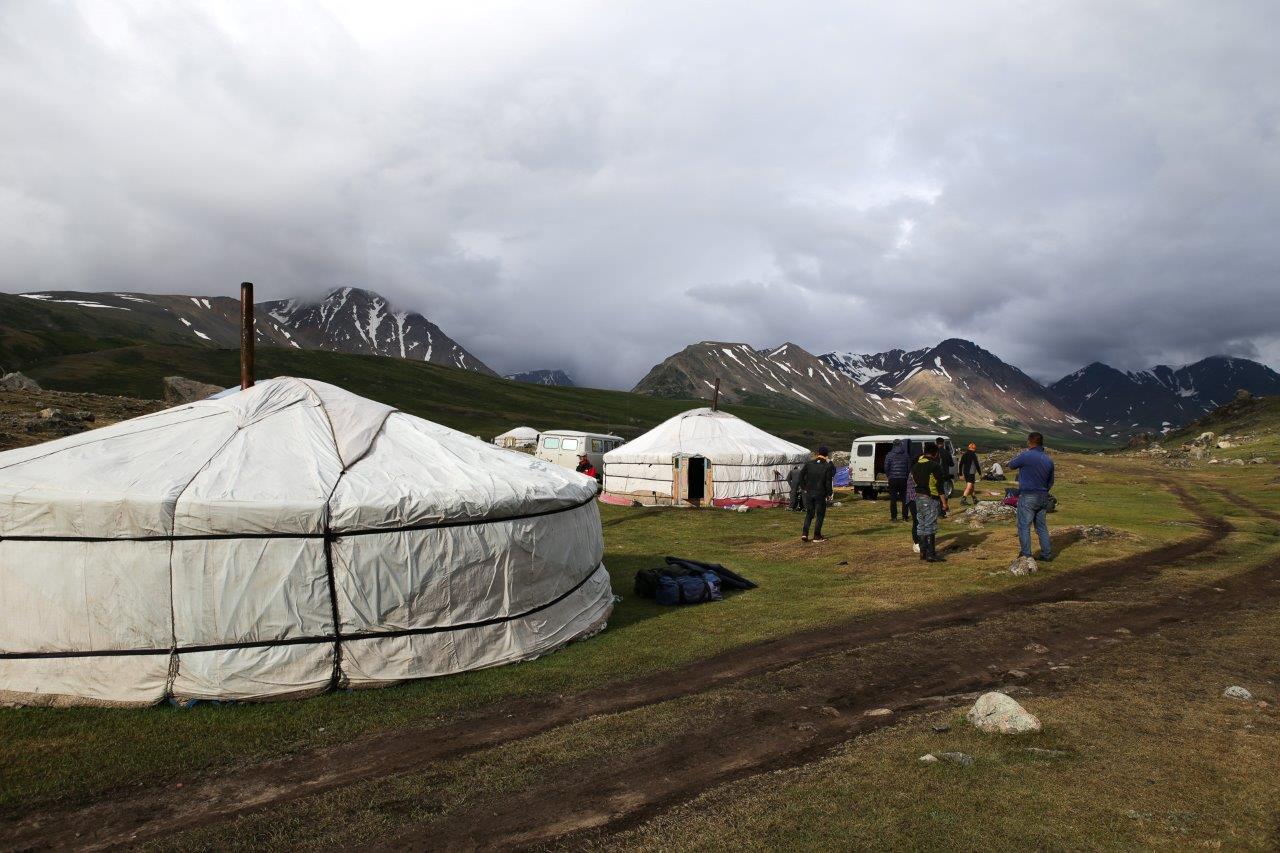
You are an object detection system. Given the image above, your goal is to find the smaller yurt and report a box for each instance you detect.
[494,426,539,449]
[0,378,612,707]
[601,408,809,508]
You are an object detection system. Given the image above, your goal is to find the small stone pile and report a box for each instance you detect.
[955,500,1015,526]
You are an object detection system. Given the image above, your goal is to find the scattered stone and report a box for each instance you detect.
[1024,747,1069,758]
[1223,686,1253,700]
[1257,701,1270,710]
[1229,458,1246,466]
[1008,555,1038,576]
[931,723,951,733]
[1216,440,1235,449]
[793,722,817,732]
[1024,643,1049,654]
[966,691,1042,734]
[865,708,893,718]
[1007,669,1029,679]
[1249,457,1268,465]
[956,501,1016,526]
[919,753,939,764]
[1114,628,1131,635]
[37,407,64,421]
[936,751,975,767]
[163,375,225,406]
[818,706,841,717]
[0,372,41,391]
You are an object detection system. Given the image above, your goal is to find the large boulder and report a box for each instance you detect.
[0,372,41,392]
[966,691,1042,734]
[163,376,225,405]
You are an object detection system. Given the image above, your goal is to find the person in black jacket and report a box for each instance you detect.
[958,442,980,505]
[798,445,836,542]
[883,439,911,522]
[911,444,949,562]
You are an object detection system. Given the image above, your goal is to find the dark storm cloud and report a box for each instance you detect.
[2,1,1278,388]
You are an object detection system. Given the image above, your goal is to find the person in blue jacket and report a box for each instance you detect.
[1008,432,1055,562]
[883,439,912,522]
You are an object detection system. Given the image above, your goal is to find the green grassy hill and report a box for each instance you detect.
[0,293,214,371]
[19,342,1108,450]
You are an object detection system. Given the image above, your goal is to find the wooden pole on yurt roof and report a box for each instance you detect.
[712,377,720,411]
[240,281,255,390]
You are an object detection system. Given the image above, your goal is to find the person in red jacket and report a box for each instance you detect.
[576,453,599,482]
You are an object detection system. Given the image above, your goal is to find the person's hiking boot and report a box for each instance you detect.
[800,535,809,542]
[926,535,946,562]
[813,535,829,542]
[1040,552,1054,562]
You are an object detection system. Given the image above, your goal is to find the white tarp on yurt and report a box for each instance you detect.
[494,426,539,448]
[0,377,612,707]
[601,408,809,507]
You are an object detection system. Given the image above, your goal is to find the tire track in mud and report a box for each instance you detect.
[0,483,1238,851]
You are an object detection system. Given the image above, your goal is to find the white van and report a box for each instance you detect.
[849,433,959,500]
[536,430,625,473]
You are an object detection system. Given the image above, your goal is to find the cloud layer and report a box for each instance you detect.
[2,1,1278,387]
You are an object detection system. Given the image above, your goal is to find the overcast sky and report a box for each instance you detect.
[2,1,1278,388]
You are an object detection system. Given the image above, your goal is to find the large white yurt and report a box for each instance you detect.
[601,408,809,508]
[0,377,613,707]
[493,426,539,449]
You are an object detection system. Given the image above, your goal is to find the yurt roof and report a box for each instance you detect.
[496,426,540,440]
[603,408,808,466]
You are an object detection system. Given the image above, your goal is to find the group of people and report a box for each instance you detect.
[787,432,1056,563]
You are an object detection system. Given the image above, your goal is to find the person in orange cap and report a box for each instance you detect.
[959,442,980,505]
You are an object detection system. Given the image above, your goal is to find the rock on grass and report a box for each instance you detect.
[1223,685,1254,700]
[966,691,1042,734]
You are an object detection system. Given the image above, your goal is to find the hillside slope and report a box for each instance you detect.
[632,341,912,423]
[13,288,496,375]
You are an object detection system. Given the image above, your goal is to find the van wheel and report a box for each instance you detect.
[860,487,877,501]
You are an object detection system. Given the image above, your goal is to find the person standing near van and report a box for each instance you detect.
[959,442,980,505]
[1009,432,1055,561]
[911,444,948,562]
[883,438,911,522]
[799,445,836,542]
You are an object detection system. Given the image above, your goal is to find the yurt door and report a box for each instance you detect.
[685,456,707,505]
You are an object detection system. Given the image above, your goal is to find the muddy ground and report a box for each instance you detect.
[3,482,1277,850]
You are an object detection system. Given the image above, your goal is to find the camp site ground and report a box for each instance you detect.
[2,397,1280,849]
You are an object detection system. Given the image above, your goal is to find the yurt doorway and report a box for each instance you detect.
[684,456,707,504]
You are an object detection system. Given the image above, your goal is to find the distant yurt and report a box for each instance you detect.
[0,377,613,707]
[494,426,539,449]
[601,408,809,508]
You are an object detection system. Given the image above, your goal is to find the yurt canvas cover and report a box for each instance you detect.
[0,377,612,707]
[601,408,808,507]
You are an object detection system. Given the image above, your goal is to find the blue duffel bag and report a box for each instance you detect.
[654,571,723,606]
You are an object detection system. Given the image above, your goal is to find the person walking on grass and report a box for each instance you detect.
[883,438,911,522]
[1009,432,1055,562]
[799,445,836,542]
[959,442,980,505]
[911,443,948,562]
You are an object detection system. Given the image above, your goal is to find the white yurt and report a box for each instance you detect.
[0,377,613,707]
[601,408,809,508]
[493,426,539,449]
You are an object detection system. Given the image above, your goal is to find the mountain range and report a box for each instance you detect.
[505,369,576,387]
[5,285,1277,435]
[11,287,497,375]
[1048,357,1280,427]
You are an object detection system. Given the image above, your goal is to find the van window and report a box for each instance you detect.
[543,437,561,450]
[561,438,579,451]
[591,439,603,453]
[856,444,873,457]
